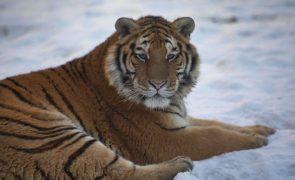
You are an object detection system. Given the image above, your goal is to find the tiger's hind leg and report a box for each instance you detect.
[0,127,192,180]
[189,117,275,136]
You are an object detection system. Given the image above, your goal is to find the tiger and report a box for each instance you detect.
[0,16,275,180]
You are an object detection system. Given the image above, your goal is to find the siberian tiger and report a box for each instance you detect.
[0,16,275,179]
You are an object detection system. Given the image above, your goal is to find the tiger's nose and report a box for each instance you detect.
[149,80,167,90]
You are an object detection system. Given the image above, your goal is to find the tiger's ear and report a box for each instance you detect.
[173,17,195,40]
[115,17,138,38]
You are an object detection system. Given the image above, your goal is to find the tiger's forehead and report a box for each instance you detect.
[136,34,177,49]
[137,16,173,27]
[135,32,178,51]
[136,17,176,37]
[126,16,186,53]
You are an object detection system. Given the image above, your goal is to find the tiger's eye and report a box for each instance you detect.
[167,54,176,61]
[137,54,147,61]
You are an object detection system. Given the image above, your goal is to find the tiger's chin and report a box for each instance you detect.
[143,95,171,109]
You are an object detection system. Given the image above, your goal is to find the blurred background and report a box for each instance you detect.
[1,1,295,179]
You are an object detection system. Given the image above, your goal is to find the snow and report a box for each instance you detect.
[0,0,295,179]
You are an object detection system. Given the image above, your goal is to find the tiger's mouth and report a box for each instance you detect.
[141,93,171,108]
[152,93,163,98]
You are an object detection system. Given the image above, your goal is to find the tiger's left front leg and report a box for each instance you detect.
[149,126,268,162]
[189,117,276,136]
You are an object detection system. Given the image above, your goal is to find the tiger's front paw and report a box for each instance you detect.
[135,156,193,180]
[250,134,268,148]
[246,124,276,136]
[166,156,193,172]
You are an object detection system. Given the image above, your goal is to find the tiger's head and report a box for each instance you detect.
[105,16,200,109]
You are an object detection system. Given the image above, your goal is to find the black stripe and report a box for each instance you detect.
[172,54,180,62]
[186,44,192,51]
[129,42,135,50]
[141,18,172,28]
[61,134,87,149]
[80,57,88,81]
[177,42,183,51]
[64,139,96,180]
[165,39,173,47]
[142,32,153,38]
[179,52,191,86]
[189,54,198,74]
[176,54,185,68]
[122,52,128,72]
[0,130,66,140]
[0,116,69,131]
[6,78,32,94]
[12,132,81,153]
[78,61,89,84]
[119,52,127,75]
[100,94,140,130]
[36,126,76,135]
[155,109,184,118]
[69,61,80,81]
[72,61,88,84]
[0,83,43,109]
[122,52,132,84]
[35,162,50,180]
[95,174,105,180]
[42,87,65,114]
[52,84,87,131]
[170,102,182,110]
[141,27,170,38]
[104,154,119,170]
[156,21,173,29]
[50,68,76,92]
[142,28,170,38]
[93,97,108,144]
[186,44,199,74]
[115,44,124,76]
[144,25,167,34]
[159,31,171,38]
[140,24,153,32]
[61,65,76,82]
[141,25,161,34]
[0,103,61,122]
[152,121,187,131]
[0,113,75,135]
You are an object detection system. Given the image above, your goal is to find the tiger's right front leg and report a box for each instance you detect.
[0,128,192,180]
[146,126,269,163]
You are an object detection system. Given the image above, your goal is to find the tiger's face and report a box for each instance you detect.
[106,16,200,109]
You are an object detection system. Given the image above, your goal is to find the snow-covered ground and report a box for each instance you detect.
[0,0,295,179]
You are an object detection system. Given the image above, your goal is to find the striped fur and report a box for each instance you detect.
[0,16,275,179]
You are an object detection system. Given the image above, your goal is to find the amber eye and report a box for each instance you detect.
[167,54,176,62]
[136,53,147,61]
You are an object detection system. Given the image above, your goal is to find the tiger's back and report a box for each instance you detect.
[0,57,137,178]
